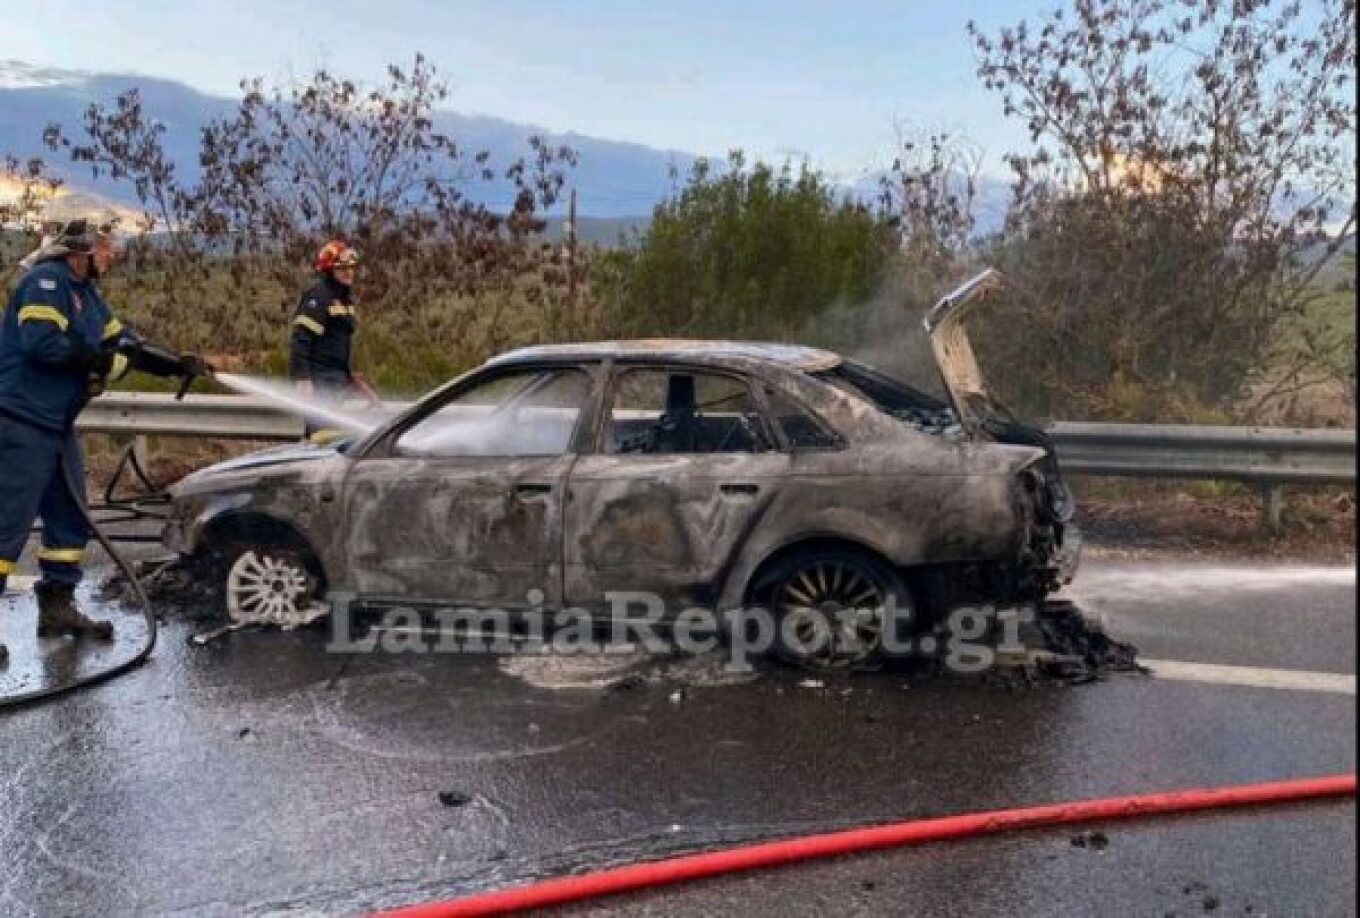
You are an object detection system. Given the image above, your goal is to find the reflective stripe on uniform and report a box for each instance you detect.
[327,302,354,317]
[102,317,124,339]
[0,559,16,575]
[17,304,69,331]
[37,547,84,564]
[110,353,130,382]
[295,315,325,335]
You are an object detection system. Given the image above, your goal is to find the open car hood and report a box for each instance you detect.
[922,268,1006,436]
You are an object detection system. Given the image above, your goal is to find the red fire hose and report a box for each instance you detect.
[372,772,1355,918]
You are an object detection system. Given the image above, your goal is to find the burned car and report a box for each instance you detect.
[163,270,1079,669]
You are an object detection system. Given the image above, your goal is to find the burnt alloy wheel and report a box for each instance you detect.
[225,549,314,625]
[760,550,914,671]
[198,538,326,626]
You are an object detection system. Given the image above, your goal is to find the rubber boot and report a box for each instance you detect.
[1,574,8,663]
[36,582,114,641]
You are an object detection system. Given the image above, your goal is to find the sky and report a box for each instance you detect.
[0,0,1037,181]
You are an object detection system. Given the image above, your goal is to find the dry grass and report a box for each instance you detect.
[1075,478,1355,561]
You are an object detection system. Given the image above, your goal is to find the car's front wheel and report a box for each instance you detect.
[198,538,326,627]
[757,549,915,671]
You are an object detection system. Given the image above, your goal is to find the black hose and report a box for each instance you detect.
[0,443,158,710]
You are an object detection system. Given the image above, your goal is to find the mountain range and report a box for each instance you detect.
[0,60,708,224]
[1,60,1021,237]
[12,60,1343,248]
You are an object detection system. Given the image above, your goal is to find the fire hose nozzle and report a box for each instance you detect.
[173,355,214,401]
[114,336,212,399]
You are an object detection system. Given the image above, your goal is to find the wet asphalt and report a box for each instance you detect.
[0,558,1354,917]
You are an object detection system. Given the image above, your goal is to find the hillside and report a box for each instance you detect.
[0,61,696,221]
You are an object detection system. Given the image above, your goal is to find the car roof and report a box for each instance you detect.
[487,339,844,372]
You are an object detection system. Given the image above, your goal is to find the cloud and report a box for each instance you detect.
[0,59,90,90]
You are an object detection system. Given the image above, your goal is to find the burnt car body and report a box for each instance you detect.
[164,270,1079,667]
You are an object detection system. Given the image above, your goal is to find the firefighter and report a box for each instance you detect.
[288,240,379,441]
[0,219,206,663]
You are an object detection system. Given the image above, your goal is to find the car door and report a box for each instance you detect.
[341,365,595,608]
[563,364,789,613]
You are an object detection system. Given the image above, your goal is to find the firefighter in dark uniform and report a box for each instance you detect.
[0,219,206,664]
[288,240,378,441]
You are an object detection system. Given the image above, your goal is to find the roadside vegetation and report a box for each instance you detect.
[1,0,1353,427]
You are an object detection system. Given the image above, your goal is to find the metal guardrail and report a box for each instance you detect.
[81,393,1356,488]
[1045,422,1356,485]
[81,393,307,440]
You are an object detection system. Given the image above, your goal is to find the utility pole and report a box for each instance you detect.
[566,186,578,336]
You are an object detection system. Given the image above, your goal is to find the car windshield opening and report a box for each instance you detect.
[396,369,590,457]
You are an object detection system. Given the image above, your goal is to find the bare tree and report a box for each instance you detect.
[41,55,583,380]
[969,0,1356,421]
[878,128,983,274]
[42,92,184,240]
[0,155,62,272]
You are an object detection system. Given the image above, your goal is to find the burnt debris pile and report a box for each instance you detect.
[1033,599,1144,682]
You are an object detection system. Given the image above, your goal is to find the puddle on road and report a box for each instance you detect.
[304,667,634,766]
[0,581,151,702]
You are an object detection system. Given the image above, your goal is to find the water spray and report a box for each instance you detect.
[213,372,382,437]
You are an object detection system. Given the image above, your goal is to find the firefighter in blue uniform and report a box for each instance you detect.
[0,219,205,664]
[289,239,379,441]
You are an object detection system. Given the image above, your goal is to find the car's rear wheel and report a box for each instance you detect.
[758,549,914,671]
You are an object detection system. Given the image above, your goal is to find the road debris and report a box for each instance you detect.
[1069,830,1109,850]
[604,673,648,693]
[1036,599,1144,679]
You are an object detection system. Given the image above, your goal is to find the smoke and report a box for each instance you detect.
[213,373,384,436]
[799,261,963,396]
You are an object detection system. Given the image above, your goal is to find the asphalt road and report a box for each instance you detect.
[0,557,1354,917]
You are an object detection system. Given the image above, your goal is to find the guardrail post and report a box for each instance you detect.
[132,434,150,472]
[1259,483,1284,535]
[109,433,150,470]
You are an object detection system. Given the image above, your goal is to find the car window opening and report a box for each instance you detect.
[608,369,768,454]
